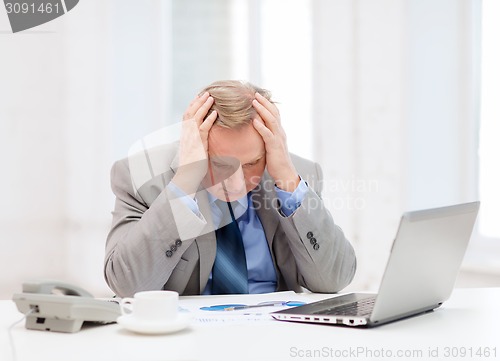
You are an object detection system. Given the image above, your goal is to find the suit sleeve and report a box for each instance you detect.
[277,161,357,293]
[104,160,207,297]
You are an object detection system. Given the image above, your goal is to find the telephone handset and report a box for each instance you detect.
[12,279,121,333]
[20,280,94,297]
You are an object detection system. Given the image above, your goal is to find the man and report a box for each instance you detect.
[105,80,356,297]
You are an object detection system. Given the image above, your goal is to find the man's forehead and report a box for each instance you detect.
[208,125,265,159]
[209,154,265,164]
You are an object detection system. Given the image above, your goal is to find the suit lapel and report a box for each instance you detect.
[168,147,216,294]
[194,172,280,294]
[195,190,217,293]
[169,148,280,293]
[254,171,280,249]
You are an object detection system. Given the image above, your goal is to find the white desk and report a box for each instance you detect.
[1,288,499,361]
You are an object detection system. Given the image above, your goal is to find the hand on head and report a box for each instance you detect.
[173,85,300,198]
[172,92,217,196]
[252,92,300,192]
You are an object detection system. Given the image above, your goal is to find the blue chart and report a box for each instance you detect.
[3,0,79,33]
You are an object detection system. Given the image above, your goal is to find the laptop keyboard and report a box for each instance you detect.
[315,296,376,317]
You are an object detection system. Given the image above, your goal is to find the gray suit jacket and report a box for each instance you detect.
[104,143,356,297]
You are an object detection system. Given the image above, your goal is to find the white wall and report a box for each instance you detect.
[0,0,171,298]
[312,0,480,291]
[1,7,68,296]
[0,0,489,299]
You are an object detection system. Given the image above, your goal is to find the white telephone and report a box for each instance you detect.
[12,280,121,333]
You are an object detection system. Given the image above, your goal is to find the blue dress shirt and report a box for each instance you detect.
[167,179,308,294]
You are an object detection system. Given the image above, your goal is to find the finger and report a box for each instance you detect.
[252,118,274,143]
[183,92,210,120]
[255,92,280,118]
[252,98,279,133]
[200,110,218,135]
[183,93,207,120]
[194,96,215,126]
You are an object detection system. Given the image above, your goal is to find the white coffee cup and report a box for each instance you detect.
[120,290,179,323]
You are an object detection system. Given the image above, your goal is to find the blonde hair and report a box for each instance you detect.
[200,80,273,129]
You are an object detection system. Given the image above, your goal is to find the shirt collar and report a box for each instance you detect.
[207,191,250,227]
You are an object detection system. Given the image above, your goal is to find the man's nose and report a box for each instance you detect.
[225,167,245,189]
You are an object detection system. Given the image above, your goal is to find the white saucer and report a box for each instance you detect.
[117,314,191,335]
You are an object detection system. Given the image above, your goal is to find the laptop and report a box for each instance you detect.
[271,201,480,327]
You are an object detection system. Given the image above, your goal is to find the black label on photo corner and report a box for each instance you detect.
[3,0,79,33]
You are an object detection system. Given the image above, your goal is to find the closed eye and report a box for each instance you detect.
[243,162,257,168]
[212,162,233,169]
